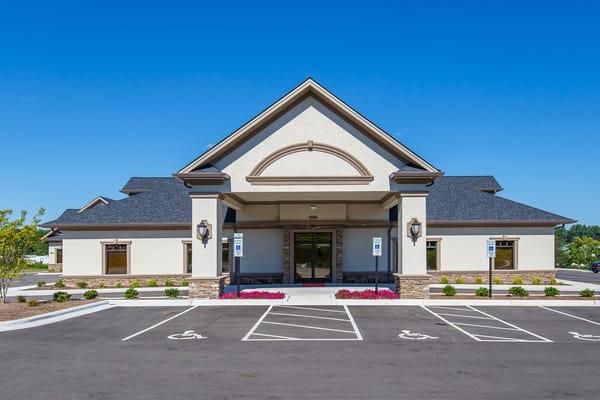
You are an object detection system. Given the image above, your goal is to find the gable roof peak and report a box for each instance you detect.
[177,78,439,174]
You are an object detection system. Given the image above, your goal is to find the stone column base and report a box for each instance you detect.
[394,274,431,299]
[48,263,63,272]
[189,275,228,299]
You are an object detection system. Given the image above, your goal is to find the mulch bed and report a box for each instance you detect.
[0,299,99,322]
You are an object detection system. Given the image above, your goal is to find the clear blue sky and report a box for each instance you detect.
[1,1,598,225]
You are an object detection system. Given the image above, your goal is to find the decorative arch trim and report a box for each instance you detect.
[246,141,374,185]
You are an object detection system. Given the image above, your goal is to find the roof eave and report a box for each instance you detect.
[390,171,444,185]
[173,172,230,187]
[426,219,577,227]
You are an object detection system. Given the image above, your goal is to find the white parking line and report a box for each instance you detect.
[261,321,356,334]
[345,305,363,341]
[436,312,494,320]
[241,305,274,341]
[242,305,362,341]
[428,306,480,312]
[466,306,552,342]
[278,305,347,314]
[539,306,600,326]
[121,306,198,342]
[454,322,521,331]
[422,305,553,343]
[269,312,351,322]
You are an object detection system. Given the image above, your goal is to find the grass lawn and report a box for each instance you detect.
[22,262,49,273]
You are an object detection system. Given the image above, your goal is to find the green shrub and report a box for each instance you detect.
[579,288,595,298]
[544,286,560,297]
[27,299,39,307]
[165,288,180,298]
[83,289,99,300]
[76,281,88,289]
[440,276,449,284]
[147,279,158,287]
[475,287,489,297]
[532,277,542,285]
[54,279,66,289]
[130,279,141,288]
[181,278,189,287]
[98,281,105,288]
[455,277,465,284]
[474,277,483,284]
[508,286,529,297]
[165,278,175,287]
[442,285,457,296]
[115,281,122,288]
[124,288,138,299]
[36,280,46,288]
[53,291,71,302]
[493,277,503,284]
[550,278,558,285]
[512,276,523,285]
[17,295,27,303]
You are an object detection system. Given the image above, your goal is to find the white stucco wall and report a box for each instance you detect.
[342,228,391,272]
[61,230,192,276]
[236,229,283,274]
[212,96,410,193]
[427,227,555,271]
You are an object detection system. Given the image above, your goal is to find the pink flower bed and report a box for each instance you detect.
[220,291,286,299]
[335,289,400,300]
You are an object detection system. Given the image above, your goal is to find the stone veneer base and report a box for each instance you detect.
[428,270,556,285]
[394,274,431,299]
[61,275,190,289]
[188,275,228,299]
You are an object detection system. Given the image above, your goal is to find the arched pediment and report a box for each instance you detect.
[246,141,374,185]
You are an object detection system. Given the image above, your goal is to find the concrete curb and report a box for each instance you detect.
[107,298,600,307]
[0,300,113,332]
[109,298,287,307]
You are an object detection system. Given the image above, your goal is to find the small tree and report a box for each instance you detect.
[569,236,600,267]
[0,209,44,303]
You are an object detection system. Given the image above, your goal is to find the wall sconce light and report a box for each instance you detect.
[197,220,212,242]
[309,204,317,210]
[407,218,422,244]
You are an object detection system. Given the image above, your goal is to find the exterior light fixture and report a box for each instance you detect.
[407,218,422,244]
[196,220,212,242]
[309,204,317,210]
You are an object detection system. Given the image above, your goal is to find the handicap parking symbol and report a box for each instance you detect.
[167,330,207,340]
[569,331,600,342]
[398,330,439,340]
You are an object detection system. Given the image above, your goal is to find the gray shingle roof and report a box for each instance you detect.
[426,176,572,223]
[42,176,574,228]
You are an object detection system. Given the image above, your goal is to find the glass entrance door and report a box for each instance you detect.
[294,232,333,283]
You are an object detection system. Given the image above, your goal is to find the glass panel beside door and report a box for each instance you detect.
[294,232,332,283]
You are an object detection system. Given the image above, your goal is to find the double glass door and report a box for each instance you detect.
[294,232,332,283]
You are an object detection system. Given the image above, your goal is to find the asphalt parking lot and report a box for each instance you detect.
[1,305,600,399]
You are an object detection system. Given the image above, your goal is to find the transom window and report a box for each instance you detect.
[426,240,439,270]
[494,240,515,270]
[105,244,128,274]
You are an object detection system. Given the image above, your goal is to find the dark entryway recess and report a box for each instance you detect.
[294,232,333,283]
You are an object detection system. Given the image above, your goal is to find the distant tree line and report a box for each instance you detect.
[555,224,600,268]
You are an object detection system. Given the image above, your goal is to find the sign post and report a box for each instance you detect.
[234,233,244,298]
[486,240,496,298]
[373,237,382,293]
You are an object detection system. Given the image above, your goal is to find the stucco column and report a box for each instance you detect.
[188,194,226,298]
[395,192,431,299]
